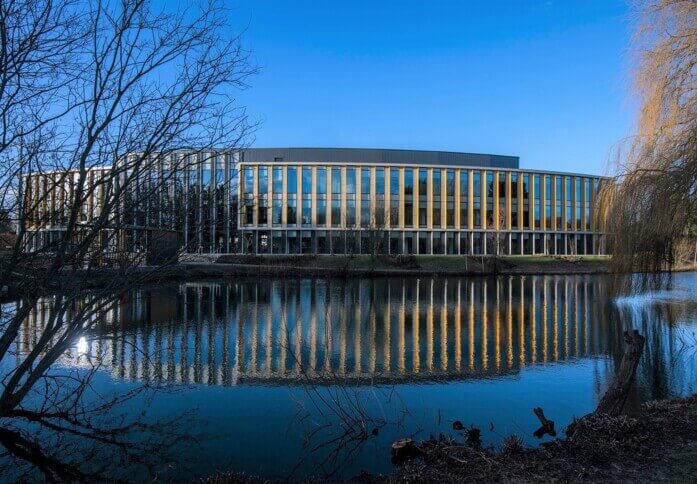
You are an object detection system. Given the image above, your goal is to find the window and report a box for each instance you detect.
[473,171,481,228]
[432,170,441,227]
[404,169,414,227]
[419,169,428,227]
[287,167,297,194]
[390,168,400,226]
[376,168,385,194]
[534,174,541,229]
[273,167,282,193]
[332,168,342,193]
[287,198,297,224]
[244,167,254,195]
[390,168,399,195]
[272,198,282,225]
[302,167,312,194]
[522,174,530,229]
[317,198,326,226]
[404,169,414,195]
[459,171,468,227]
[511,172,519,227]
[332,199,341,227]
[258,167,268,194]
[302,198,312,225]
[317,168,327,194]
[346,168,356,194]
[361,168,371,194]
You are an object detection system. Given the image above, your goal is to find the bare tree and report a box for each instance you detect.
[602,0,697,280]
[0,0,255,479]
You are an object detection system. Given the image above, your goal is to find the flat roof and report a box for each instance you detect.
[241,147,519,169]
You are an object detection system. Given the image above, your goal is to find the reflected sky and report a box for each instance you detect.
[10,273,697,480]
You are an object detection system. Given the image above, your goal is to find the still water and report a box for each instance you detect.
[12,273,697,480]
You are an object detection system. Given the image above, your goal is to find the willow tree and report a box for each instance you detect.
[604,0,697,278]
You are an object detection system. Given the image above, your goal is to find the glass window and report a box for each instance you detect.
[302,167,312,194]
[376,168,385,194]
[244,167,254,195]
[317,198,326,226]
[404,169,414,195]
[346,199,356,226]
[258,167,268,194]
[302,199,312,225]
[433,170,441,196]
[346,168,356,194]
[332,168,341,193]
[332,199,341,226]
[390,168,399,195]
[287,167,297,194]
[419,169,428,195]
[361,168,371,194]
[273,167,282,193]
[287,198,297,224]
[317,168,327,194]
[272,198,282,225]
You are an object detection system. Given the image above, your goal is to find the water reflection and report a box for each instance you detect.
[11,274,697,479]
[20,276,624,385]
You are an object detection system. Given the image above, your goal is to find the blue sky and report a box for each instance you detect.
[227,0,635,176]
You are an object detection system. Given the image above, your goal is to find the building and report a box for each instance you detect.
[22,147,607,256]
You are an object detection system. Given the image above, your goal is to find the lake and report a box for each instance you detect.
[6,273,697,480]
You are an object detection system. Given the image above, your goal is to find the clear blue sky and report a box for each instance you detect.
[227,0,635,176]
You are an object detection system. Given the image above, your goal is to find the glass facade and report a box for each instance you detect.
[22,149,606,257]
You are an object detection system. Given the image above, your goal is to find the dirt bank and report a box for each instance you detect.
[367,395,697,483]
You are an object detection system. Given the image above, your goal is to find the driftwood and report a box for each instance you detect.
[595,330,646,416]
[567,329,645,439]
[532,407,557,438]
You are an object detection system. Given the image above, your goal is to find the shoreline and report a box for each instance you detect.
[4,255,696,302]
[204,395,697,483]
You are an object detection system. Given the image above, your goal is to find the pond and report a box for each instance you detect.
[5,273,697,480]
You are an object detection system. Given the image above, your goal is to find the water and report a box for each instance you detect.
[6,273,697,480]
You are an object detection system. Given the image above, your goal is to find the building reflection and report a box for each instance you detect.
[18,276,617,385]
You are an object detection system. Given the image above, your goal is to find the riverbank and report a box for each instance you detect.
[204,395,697,483]
[371,395,697,483]
[185,254,613,277]
[0,255,608,302]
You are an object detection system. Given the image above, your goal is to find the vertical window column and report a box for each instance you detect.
[432,169,441,228]
[272,167,282,226]
[473,171,482,229]
[316,167,327,226]
[301,167,312,226]
[446,170,455,228]
[286,166,297,225]
[404,168,413,228]
[418,169,428,228]
[389,167,400,228]
[346,168,356,227]
[360,167,371,228]
[331,167,342,227]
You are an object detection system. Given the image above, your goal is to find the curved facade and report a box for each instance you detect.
[237,148,605,255]
[22,147,607,256]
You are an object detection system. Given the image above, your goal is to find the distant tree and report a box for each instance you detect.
[603,0,697,278]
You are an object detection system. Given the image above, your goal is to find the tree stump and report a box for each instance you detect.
[595,330,645,417]
[391,438,419,463]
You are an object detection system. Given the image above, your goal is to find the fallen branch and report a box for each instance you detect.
[532,407,556,438]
